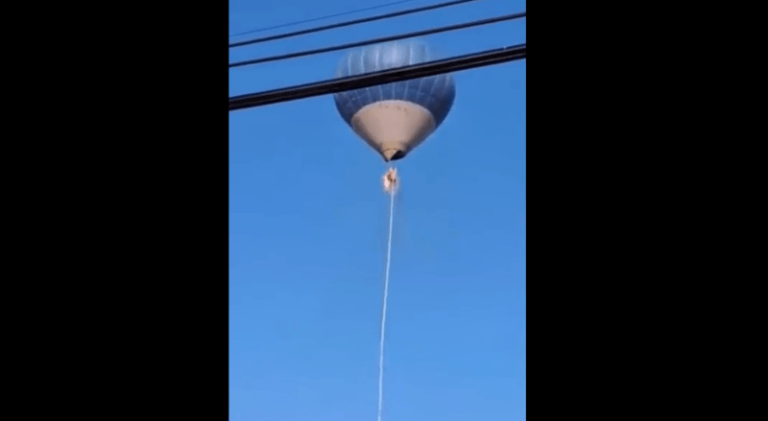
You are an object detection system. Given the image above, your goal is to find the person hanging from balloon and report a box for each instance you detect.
[383,168,398,193]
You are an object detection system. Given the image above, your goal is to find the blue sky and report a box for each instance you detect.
[229,1,526,420]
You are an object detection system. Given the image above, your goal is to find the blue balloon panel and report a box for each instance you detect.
[333,40,456,128]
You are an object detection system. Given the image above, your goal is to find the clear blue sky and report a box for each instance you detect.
[229,1,526,420]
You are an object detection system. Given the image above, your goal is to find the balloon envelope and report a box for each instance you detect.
[333,40,456,161]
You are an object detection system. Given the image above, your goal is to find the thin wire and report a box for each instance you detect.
[229,0,481,48]
[229,11,525,68]
[378,182,396,421]
[229,43,526,111]
[229,0,419,38]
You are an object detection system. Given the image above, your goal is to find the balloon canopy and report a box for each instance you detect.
[333,40,456,162]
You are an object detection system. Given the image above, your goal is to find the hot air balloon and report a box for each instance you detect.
[333,40,456,162]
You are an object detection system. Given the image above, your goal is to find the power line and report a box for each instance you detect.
[229,43,526,111]
[229,0,482,49]
[229,0,420,39]
[229,11,526,68]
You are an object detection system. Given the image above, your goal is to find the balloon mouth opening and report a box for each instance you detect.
[383,150,406,162]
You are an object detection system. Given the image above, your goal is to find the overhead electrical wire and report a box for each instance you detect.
[229,0,420,39]
[229,43,526,111]
[229,0,482,48]
[229,11,525,68]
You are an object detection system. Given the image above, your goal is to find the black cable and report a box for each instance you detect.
[229,11,525,68]
[229,0,419,39]
[229,0,481,49]
[229,43,525,111]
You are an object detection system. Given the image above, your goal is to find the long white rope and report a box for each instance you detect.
[377,186,395,421]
